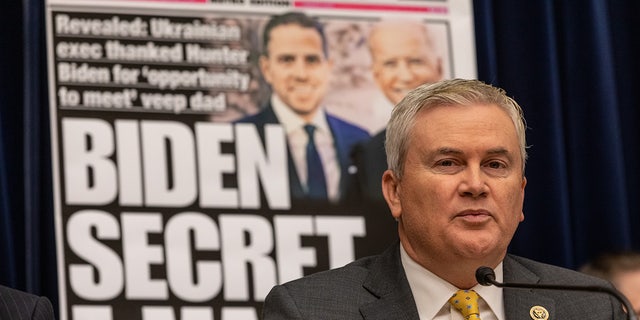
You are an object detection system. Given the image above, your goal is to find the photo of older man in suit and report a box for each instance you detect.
[0,284,55,320]
[237,11,369,205]
[345,21,445,255]
[350,20,444,206]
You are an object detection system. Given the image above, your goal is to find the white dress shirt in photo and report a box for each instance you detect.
[271,95,340,202]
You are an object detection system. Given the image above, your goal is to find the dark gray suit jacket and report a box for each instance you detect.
[263,243,626,319]
[0,285,54,320]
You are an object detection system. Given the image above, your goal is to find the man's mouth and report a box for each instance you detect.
[456,209,491,223]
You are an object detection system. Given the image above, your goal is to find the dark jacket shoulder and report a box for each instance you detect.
[506,254,615,286]
[0,285,55,320]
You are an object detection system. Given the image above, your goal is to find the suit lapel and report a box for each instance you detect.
[325,114,350,195]
[359,244,420,320]
[326,114,350,172]
[503,255,557,320]
[326,113,372,199]
[360,290,420,320]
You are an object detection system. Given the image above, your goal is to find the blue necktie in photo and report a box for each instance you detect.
[304,124,328,200]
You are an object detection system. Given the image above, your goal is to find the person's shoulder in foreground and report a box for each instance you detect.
[0,284,55,320]
[580,251,640,316]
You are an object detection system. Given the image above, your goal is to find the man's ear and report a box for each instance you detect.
[259,55,272,84]
[327,57,334,69]
[519,176,527,222]
[382,169,402,220]
[436,57,444,79]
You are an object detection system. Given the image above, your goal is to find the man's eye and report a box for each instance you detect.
[486,161,506,169]
[305,55,321,64]
[383,60,398,68]
[278,56,295,63]
[408,58,427,66]
[437,159,455,167]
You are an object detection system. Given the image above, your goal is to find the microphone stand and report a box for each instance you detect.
[476,266,637,320]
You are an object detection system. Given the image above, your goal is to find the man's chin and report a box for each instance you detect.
[387,92,408,105]
[289,103,320,116]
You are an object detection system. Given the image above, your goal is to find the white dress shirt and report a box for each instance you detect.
[400,244,506,320]
[368,91,394,135]
[271,95,340,202]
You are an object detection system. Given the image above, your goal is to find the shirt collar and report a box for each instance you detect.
[400,244,505,320]
[270,94,330,135]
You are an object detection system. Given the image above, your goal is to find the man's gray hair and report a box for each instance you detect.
[385,78,528,179]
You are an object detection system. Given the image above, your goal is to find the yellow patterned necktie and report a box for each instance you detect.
[449,289,481,320]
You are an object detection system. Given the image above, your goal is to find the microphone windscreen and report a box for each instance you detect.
[475,266,496,286]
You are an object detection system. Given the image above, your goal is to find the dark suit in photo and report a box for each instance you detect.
[0,285,55,320]
[349,130,388,206]
[348,129,398,256]
[236,102,369,205]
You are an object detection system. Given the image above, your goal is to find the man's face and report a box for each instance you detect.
[384,103,526,269]
[370,24,443,105]
[614,271,640,316]
[260,24,332,119]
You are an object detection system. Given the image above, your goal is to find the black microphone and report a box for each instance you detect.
[476,266,637,320]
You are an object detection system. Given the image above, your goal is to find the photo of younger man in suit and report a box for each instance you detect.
[237,11,369,205]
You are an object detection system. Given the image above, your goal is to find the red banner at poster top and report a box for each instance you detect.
[293,1,448,13]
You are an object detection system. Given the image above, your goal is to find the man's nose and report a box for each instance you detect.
[395,61,414,81]
[458,167,488,198]
[291,61,310,80]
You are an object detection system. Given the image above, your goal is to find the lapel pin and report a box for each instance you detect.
[529,306,549,320]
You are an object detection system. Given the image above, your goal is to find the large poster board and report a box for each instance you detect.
[46,0,476,319]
